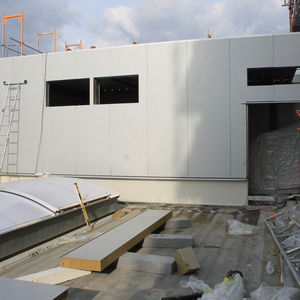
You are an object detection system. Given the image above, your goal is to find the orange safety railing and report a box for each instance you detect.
[2,13,24,57]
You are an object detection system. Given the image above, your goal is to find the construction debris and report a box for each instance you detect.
[265,205,300,287]
[250,282,300,300]
[143,234,193,248]
[117,252,176,275]
[227,219,257,235]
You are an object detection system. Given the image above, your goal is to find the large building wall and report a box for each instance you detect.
[0,33,300,205]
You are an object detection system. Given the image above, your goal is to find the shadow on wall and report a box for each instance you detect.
[174,39,231,205]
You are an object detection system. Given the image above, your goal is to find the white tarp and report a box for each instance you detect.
[249,125,300,195]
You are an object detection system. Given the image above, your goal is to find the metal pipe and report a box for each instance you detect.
[10,37,42,54]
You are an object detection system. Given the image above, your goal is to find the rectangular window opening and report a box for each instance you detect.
[94,75,139,104]
[247,66,300,86]
[47,78,89,107]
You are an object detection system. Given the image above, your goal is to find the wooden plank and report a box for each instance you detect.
[60,209,172,272]
[0,277,68,300]
[16,267,90,285]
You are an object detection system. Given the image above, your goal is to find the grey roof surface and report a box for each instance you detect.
[0,277,68,300]
[0,203,289,299]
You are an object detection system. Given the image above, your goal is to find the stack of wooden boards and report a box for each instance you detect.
[60,209,173,271]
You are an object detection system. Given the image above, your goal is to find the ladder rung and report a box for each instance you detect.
[8,142,18,144]
[7,163,17,166]
[8,153,17,155]
[10,131,18,133]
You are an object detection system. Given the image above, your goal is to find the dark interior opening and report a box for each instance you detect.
[47,79,89,107]
[248,67,300,86]
[94,75,138,104]
[248,103,300,195]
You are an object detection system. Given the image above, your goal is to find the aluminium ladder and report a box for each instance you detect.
[0,80,27,173]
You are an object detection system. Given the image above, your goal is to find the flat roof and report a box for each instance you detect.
[0,203,285,299]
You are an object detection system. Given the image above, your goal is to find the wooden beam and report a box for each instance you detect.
[60,209,172,271]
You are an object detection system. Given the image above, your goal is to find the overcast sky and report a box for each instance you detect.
[0,0,289,55]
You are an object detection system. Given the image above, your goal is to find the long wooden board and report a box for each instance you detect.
[60,209,172,272]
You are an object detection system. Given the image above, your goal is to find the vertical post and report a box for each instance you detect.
[20,13,23,56]
[53,27,56,52]
[2,17,5,57]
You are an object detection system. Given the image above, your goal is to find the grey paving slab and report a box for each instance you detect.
[143,234,193,248]
[0,277,68,300]
[117,252,176,274]
[164,217,191,229]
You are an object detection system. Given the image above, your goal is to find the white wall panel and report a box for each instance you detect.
[148,41,188,177]
[74,48,110,78]
[274,33,300,66]
[46,52,75,81]
[109,46,148,176]
[75,106,110,175]
[0,58,12,117]
[188,39,230,178]
[42,107,75,174]
[229,35,274,178]
[274,33,300,102]
[11,55,45,173]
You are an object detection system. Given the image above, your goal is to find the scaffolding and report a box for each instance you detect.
[65,40,83,51]
[283,0,300,32]
[2,13,24,57]
[36,28,56,52]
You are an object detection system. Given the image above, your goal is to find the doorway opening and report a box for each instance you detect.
[248,103,300,195]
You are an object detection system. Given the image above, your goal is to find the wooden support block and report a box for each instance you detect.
[173,247,200,275]
[111,208,128,219]
[60,209,172,272]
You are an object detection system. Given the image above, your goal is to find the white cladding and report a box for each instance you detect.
[0,33,300,205]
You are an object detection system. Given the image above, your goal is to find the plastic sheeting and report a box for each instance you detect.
[0,176,118,234]
[0,192,54,233]
[249,124,300,195]
[0,176,116,212]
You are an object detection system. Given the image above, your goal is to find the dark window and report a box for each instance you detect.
[94,75,138,104]
[47,79,89,106]
[247,67,300,86]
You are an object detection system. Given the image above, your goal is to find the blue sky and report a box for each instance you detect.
[0,0,289,54]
